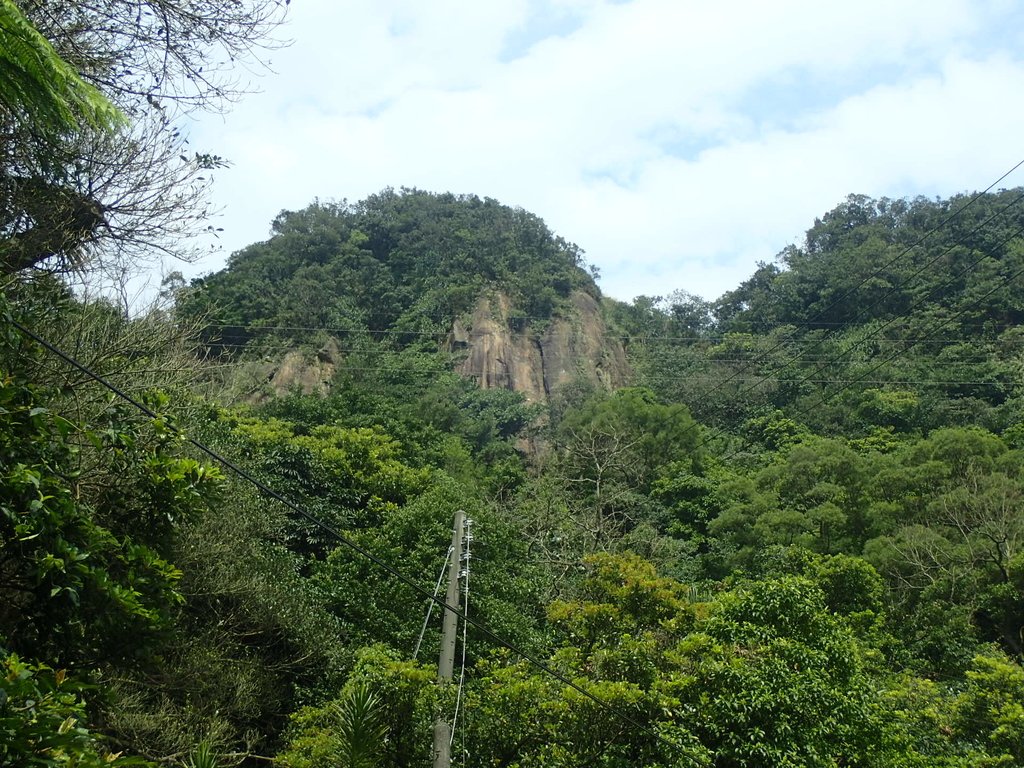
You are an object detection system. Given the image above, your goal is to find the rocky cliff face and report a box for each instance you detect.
[260,290,629,405]
[271,340,339,396]
[449,290,630,403]
[247,338,340,404]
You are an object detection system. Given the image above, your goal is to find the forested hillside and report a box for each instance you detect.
[6,177,1024,767]
[621,190,1024,438]
[2,9,1024,760]
[178,190,600,350]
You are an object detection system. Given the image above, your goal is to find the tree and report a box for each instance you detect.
[0,0,125,273]
[953,651,1024,764]
[277,683,390,768]
[277,646,436,768]
[555,387,701,545]
[2,0,286,277]
[674,577,894,766]
[180,191,601,350]
[665,289,715,337]
[0,373,221,668]
[466,554,708,768]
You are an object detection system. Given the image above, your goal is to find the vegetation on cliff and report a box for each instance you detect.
[178,189,601,357]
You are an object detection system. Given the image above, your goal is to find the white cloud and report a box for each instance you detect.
[178,0,1024,303]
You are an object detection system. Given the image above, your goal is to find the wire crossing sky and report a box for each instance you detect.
[182,0,1024,302]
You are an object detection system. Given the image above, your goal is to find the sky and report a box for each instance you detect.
[177,0,1024,303]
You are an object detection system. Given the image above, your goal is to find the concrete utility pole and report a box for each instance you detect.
[432,509,464,768]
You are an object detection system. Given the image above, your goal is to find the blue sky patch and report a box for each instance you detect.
[499,6,586,63]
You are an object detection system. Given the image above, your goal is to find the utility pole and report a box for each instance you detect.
[433,509,464,768]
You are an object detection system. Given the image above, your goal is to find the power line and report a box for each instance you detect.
[6,317,698,766]
[587,175,1024,451]
[184,174,1024,460]
[187,178,1024,424]
[196,340,1024,359]
[200,317,1024,343]
[745,216,1024,398]
[134,363,1015,387]
[632,377,1014,387]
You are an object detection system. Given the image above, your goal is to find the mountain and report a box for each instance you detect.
[179,188,628,404]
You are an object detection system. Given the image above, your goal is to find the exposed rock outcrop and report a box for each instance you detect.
[266,337,341,398]
[251,293,628,407]
[450,290,630,403]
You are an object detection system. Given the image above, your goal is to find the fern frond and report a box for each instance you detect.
[0,0,124,134]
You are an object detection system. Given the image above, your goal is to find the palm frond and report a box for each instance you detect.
[184,739,220,768]
[335,684,389,768]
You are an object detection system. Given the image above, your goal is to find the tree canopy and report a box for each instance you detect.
[179,189,601,351]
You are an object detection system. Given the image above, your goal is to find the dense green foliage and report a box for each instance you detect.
[6,187,1024,767]
[621,192,1024,438]
[178,189,601,355]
